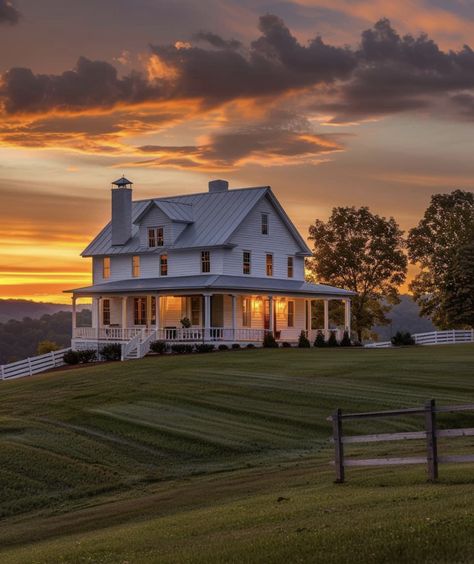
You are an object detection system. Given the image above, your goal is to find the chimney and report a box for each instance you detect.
[208,179,229,193]
[111,176,133,246]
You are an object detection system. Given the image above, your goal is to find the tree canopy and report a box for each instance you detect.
[308,206,407,341]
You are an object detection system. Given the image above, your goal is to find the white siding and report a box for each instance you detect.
[138,206,172,247]
[224,195,304,280]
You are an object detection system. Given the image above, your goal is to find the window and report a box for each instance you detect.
[132,255,140,277]
[148,227,164,248]
[266,254,273,276]
[242,298,251,327]
[287,256,294,278]
[243,251,251,275]
[102,298,111,326]
[201,250,210,273]
[160,253,168,276]
[287,300,295,327]
[191,296,201,326]
[103,257,110,279]
[261,213,269,235]
[134,297,147,325]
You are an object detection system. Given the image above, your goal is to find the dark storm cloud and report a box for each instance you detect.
[193,31,242,50]
[0,0,20,25]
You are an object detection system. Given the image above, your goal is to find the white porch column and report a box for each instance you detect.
[155,295,161,334]
[146,295,152,329]
[306,299,312,333]
[72,296,77,337]
[96,297,101,340]
[231,294,237,340]
[121,297,127,337]
[344,299,351,334]
[204,293,211,341]
[323,299,329,338]
[268,295,274,335]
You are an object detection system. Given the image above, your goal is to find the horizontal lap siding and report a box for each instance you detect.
[225,196,304,280]
[138,207,172,247]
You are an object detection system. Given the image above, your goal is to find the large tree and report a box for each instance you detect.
[407,190,474,328]
[443,243,474,328]
[308,206,407,342]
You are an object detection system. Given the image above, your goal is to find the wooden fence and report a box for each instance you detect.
[414,329,474,346]
[0,348,70,381]
[329,400,474,483]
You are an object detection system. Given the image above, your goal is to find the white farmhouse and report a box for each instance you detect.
[68,178,354,357]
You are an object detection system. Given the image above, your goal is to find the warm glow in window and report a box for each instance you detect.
[242,297,252,327]
[103,257,110,279]
[287,300,295,327]
[160,253,168,276]
[266,254,273,276]
[132,255,140,277]
[148,227,164,247]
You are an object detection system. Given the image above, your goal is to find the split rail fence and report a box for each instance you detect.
[329,400,474,483]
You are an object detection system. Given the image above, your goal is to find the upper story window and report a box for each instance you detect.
[201,250,211,273]
[287,300,295,327]
[266,253,273,276]
[160,253,168,276]
[103,257,111,279]
[148,226,164,248]
[261,213,269,235]
[132,255,140,277]
[287,256,294,278]
[243,251,251,275]
[102,298,111,325]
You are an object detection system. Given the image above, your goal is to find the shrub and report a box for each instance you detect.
[218,344,229,351]
[246,343,256,349]
[231,343,241,350]
[180,317,191,328]
[171,344,187,354]
[281,341,292,348]
[314,331,326,348]
[37,340,60,355]
[340,331,352,347]
[183,344,194,354]
[100,343,122,361]
[263,331,278,348]
[327,331,339,347]
[195,343,215,353]
[391,331,415,346]
[63,350,80,365]
[78,349,97,363]
[298,330,310,348]
[150,340,167,354]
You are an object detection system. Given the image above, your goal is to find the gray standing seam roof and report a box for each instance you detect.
[66,275,355,297]
[81,187,311,257]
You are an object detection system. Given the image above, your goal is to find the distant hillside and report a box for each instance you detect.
[0,299,90,323]
[373,294,435,341]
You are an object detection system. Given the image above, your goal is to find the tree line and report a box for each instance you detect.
[308,190,474,341]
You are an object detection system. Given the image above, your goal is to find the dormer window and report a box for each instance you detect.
[201,251,211,273]
[148,227,164,247]
[261,213,269,235]
[132,255,140,277]
[103,257,111,279]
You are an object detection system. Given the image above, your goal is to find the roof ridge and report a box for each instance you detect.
[132,186,269,204]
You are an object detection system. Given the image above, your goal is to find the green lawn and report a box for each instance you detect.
[0,345,473,563]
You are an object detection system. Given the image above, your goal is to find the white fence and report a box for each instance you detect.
[414,329,474,346]
[0,348,70,381]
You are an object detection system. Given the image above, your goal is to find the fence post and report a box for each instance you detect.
[425,399,438,481]
[0,364,4,380]
[333,408,345,483]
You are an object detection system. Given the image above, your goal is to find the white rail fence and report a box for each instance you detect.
[0,348,70,381]
[366,329,474,349]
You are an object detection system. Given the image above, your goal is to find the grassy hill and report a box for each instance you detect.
[0,346,473,563]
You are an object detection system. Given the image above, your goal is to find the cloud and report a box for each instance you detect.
[0,0,20,25]
[193,31,242,50]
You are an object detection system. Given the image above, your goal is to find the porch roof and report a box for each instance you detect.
[66,275,355,298]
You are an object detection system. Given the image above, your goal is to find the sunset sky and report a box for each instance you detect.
[1,0,474,303]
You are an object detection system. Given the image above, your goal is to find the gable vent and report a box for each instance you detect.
[208,179,229,193]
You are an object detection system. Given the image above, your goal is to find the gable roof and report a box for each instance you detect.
[82,186,311,257]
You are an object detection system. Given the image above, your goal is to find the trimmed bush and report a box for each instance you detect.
[246,343,256,349]
[195,343,215,353]
[314,331,326,348]
[281,341,292,348]
[183,344,194,354]
[63,350,80,365]
[78,349,97,364]
[37,340,60,355]
[171,344,189,354]
[218,344,229,351]
[391,331,415,346]
[340,331,352,347]
[231,343,241,350]
[298,330,310,348]
[263,331,278,348]
[327,331,339,347]
[100,343,122,361]
[150,340,167,354]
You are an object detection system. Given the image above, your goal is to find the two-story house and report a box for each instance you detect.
[68,177,354,357]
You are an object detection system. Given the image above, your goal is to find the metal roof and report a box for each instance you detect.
[66,275,355,297]
[82,187,311,257]
[112,176,133,186]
